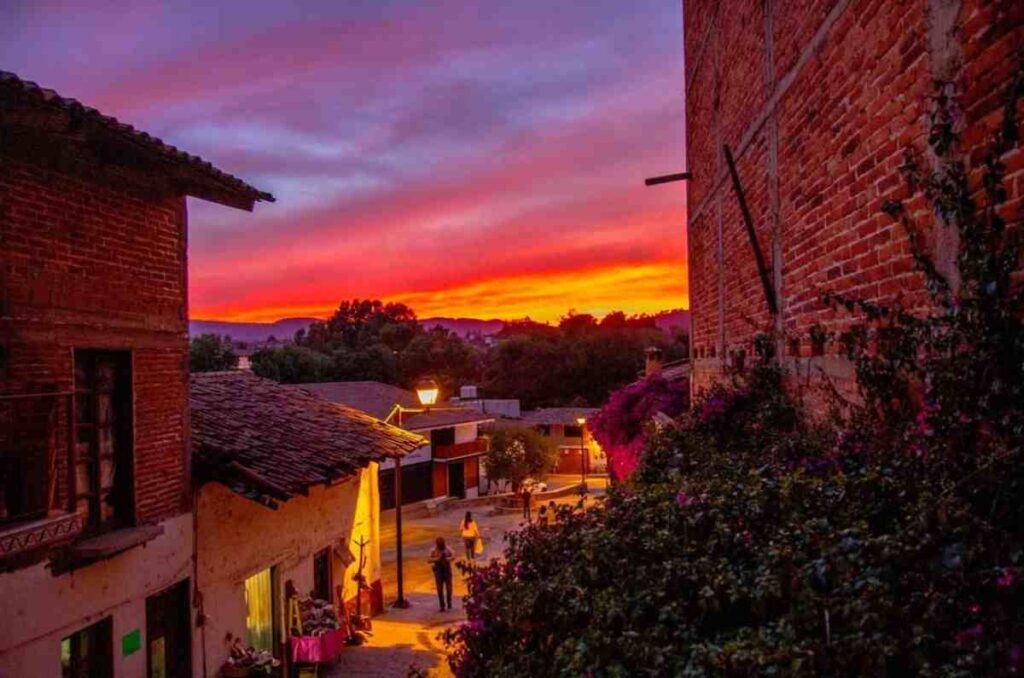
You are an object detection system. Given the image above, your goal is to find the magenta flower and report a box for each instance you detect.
[997,567,1017,588]
[675,490,697,507]
[955,623,985,645]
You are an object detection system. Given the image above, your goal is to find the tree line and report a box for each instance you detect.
[190,299,687,409]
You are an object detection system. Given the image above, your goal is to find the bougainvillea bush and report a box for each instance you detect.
[589,374,689,480]
[443,71,1024,676]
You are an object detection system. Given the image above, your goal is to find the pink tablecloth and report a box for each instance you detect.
[290,628,347,663]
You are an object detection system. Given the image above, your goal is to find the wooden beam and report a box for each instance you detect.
[644,171,692,186]
[723,145,778,317]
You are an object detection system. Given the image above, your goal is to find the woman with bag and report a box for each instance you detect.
[459,511,481,561]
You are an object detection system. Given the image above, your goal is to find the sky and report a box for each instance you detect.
[2,0,687,323]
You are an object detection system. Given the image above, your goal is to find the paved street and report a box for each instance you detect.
[327,477,606,676]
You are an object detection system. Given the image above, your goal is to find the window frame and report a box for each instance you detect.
[73,350,135,532]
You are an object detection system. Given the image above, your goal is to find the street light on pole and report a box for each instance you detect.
[576,416,587,496]
[391,377,441,609]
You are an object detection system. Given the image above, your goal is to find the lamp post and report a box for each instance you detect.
[576,416,587,495]
[391,378,441,610]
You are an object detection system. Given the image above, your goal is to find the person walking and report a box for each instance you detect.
[460,511,481,561]
[546,500,558,526]
[428,537,454,611]
[537,504,548,526]
[521,484,532,521]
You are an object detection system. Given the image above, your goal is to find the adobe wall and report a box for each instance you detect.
[194,466,381,675]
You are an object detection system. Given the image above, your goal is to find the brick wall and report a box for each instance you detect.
[0,157,190,523]
[684,0,1024,396]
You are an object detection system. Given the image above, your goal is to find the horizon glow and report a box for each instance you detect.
[2,0,688,324]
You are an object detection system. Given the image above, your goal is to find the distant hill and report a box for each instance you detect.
[190,310,689,344]
[420,317,505,337]
[189,317,316,344]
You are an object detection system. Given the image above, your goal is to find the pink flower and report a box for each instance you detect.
[997,567,1017,588]
[969,603,981,616]
[675,491,697,507]
[955,623,985,645]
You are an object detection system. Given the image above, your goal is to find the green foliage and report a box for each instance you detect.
[444,68,1024,677]
[254,298,685,409]
[484,312,687,409]
[189,334,238,372]
[483,426,558,488]
[250,345,334,383]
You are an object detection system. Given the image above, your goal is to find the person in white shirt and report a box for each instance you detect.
[459,511,481,560]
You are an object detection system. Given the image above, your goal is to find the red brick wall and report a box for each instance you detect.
[0,157,190,523]
[684,0,1024,396]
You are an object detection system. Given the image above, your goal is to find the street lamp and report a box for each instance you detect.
[576,416,587,495]
[391,377,441,610]
[414,377,439,409]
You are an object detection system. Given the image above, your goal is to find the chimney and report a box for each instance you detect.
[644,347,664,377]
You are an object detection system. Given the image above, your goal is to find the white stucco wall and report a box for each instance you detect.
[0,513,193,678]
[378,443,431,470]
[454,423,477,444]
[193,465,381,676]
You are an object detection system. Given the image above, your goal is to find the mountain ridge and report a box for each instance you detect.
[190,310,689,343]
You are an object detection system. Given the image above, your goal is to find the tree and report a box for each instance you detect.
[483,426,557,489]
[189,334,238,372]
[300,299,419,353]
[250,345,334,383]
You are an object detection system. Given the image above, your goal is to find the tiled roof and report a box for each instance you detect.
[300,381,419,420]
[399,408,494,431]
[191,372,424,507]
[521,407,600,426]
[0,70,274,210]
[298,381,494,431]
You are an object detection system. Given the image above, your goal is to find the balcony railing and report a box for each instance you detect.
[433,437,489,461]
[0,390,82,559]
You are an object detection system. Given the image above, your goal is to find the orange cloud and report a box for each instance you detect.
[199,259,688,324]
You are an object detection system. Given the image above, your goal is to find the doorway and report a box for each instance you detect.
[146,579,192,678]
[447,462,465,498]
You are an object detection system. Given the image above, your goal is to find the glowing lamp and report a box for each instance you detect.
[415,378,440,407]
[576,417,586,426]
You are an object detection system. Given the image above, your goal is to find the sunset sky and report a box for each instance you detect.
[2,0,687,323]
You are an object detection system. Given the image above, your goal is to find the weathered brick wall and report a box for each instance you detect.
[0,158,190,523]
[684,0,1024,397]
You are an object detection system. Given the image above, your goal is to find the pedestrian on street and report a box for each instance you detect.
[428,537,454,611]
[537,504,547,525]
[546,500,558,526]
[460,511,481,561]
[521,485,532,521]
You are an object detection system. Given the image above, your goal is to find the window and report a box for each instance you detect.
[537,425,552,437]
[244,568,276,652]
[313,548,332,602]
[430,427,455,447]
[74,351,133,530]
[563,425,583,439]
[62,617,113,678]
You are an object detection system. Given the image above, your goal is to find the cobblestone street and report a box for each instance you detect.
[327,478,605,676]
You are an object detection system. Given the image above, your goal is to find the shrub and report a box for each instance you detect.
[590,374,689,480]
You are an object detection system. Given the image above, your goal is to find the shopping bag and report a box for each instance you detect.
[474,537,485,556]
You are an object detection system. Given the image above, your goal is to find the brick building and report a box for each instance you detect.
[683,1,1023,393]
[0,71,271,677]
